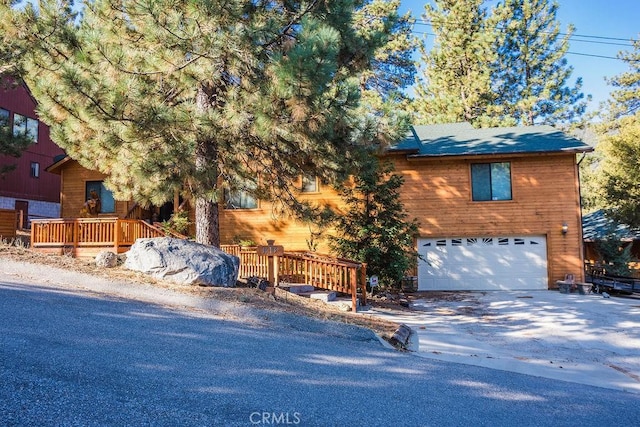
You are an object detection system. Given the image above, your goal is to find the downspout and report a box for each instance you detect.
[577,153,588,280]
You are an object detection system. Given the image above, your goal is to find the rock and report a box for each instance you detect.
[389,324,413,349]
[95,251,118,268]
[309,291,337,302]
[124,237,239,287]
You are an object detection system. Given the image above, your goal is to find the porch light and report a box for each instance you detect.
[562,222,568,235]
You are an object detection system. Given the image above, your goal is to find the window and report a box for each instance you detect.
[85,181,115,214]
[30,162,39,178]
[0,108,9,128]
[12,113,39,143]
[225,181,258,209]
[471,162,512,201]
[301,175,318,193]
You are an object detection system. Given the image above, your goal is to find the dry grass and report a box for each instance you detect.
[0,236,400,338]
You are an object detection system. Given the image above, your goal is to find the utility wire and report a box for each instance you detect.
[352,11,638,61]
[567,52,635,61]
[570,38,632,48]
[410,31,637,62]
[409,16,638,45]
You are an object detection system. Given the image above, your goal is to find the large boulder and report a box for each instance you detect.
[124,237,239,287]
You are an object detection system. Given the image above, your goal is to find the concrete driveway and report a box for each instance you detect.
[364,290,640,393]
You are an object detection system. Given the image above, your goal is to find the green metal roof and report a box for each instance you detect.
[390,122,593,157]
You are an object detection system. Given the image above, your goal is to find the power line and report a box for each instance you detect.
[410,30,637,62]
[414,30,630,60]
[570,38,632,48]
[571,32,638,43]
[567,52,629,61]
[355,9,639,62]
[409,16,638,45]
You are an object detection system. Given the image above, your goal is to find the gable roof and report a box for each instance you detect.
[582,209,640,242]
[46,154,73,175]
[390,123,593,157]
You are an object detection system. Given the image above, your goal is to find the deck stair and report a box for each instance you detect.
[308,291,337,303]
[278,283,315,295]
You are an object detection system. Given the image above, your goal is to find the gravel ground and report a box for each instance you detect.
[0,244,400,337]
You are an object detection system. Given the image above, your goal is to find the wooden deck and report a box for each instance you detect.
[31,217,165,257]
[31,218,366,311]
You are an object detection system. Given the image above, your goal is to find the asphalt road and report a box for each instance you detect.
[2,265,640,426]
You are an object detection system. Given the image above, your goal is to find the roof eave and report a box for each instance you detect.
[406,147,593,159]
[45,155,72,175]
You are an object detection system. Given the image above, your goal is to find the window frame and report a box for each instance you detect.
[301,174,319,193]
[0,108,9,128]
[12,113,39,143]
[30,162,40,178]
[224,180,259,210]
[470,162,512,202]
[85,181,116,214]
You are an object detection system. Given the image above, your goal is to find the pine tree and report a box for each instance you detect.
[348,0,417,157]
[489,0,587,126]
[329,158,419,289]
[594,225,637,277]
[593,38,640,229]
[0,100,33,176]
[0,0,26,77]
[411,0,498,126]
[0,1,33,173]
[599,37,640,125]
[5,0,412,246]
[357,0,417,102]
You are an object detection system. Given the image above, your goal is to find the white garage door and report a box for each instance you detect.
[417,236,548,291]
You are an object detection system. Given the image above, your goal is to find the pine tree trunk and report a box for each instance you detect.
[194,135,220,247]
[195,196,219,247]
[194,84,220,247]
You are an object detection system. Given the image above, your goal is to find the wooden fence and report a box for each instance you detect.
[0,209,19,239]
[31,217,165,257]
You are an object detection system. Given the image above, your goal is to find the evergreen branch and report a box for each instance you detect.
[260,0,322,51]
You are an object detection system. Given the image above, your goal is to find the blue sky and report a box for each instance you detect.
[399,0,640,113]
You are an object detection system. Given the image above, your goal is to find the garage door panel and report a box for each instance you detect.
[418,236,548,291]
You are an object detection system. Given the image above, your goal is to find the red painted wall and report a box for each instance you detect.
[0,79,64,203]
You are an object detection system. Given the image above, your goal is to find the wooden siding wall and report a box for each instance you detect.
[0,209,18,239]
[58,160,341,252]
[56,154,586,286]
[59,161,132,219]
[218,182,342,253]
[390,153,585,284]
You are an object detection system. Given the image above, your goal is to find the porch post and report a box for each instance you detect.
[73,220,79,252]
[360,264,367,307]
[114,219,121,253]
[350,268,357,312]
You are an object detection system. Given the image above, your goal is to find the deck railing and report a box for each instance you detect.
[221,245,366,311]
[30,222,366,311]
[31,217,165,256]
